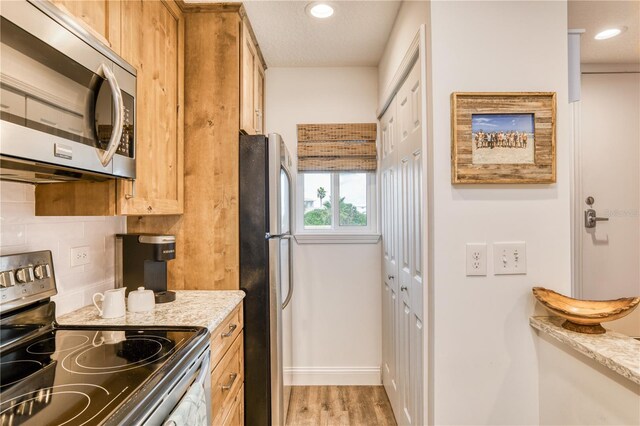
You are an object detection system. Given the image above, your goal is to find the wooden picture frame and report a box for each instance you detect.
[451,92,556,184]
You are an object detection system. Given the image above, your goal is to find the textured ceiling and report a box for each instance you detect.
[241,1,401,67]
[569,0,640,64]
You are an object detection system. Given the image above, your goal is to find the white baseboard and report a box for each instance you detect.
[286,366,381,386]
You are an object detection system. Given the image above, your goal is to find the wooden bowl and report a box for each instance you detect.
[532,287,640,334]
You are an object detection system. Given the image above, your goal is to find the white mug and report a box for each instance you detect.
[92,288,126,319]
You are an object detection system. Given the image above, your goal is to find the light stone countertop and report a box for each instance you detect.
[530,316,640,386]
[57,290,245,333]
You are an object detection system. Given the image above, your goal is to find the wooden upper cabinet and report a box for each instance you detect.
[36,0,184,216]
[50,0,121,51]
[117,0,184,215]
[240,18,265,135]
[254,60,265,135]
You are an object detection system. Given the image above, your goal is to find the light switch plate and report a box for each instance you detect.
[466,243,487,276]
[494,242,526,275]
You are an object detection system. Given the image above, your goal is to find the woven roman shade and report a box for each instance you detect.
[297,123,377,172]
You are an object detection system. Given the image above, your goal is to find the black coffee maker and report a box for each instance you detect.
[116,234,176,303]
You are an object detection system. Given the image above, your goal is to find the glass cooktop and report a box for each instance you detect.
[0,327,201,426]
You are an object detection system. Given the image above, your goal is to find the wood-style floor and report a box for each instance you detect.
[286,386,397,426]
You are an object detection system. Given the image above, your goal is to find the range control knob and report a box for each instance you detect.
[34,264,50,280]
[15,267,34,284]
[0,271,15,288]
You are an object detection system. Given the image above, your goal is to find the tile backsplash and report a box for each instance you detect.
[0,182,125,316]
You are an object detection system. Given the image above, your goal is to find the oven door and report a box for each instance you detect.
[141,346,212,426]
[0,0,136,179]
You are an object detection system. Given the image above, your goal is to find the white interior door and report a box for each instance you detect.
[380,97,399,412]
[395,60,423,426]
[577,72,640,334]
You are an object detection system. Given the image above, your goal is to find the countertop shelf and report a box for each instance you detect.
[57,290,245,333]
[530,316,640,386]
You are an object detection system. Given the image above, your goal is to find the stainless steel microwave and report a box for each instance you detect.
[0,0,136,183]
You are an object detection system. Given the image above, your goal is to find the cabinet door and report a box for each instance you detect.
[116,0,184,215]
[222,385,244,426]
[240,20,257,135]
[51,0,120,52]
[254,60,265,134]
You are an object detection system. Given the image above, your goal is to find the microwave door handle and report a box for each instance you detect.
[97,63,124,167]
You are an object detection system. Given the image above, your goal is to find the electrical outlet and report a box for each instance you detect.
[70,246,90,267]
[466,243,487,276]
[493,242,526,275]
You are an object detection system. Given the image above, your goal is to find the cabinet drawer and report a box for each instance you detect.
[211,332,244,426]
[210,304,243,371]
[222,384,244,426]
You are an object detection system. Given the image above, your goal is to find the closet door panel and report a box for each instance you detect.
[399,300,413,425]
[380,99,399,413]
[411,314,424,426]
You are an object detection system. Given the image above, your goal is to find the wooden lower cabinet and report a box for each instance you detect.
[210,304,244,426]
[222,384,244,426]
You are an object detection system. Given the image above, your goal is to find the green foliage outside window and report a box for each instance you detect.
[304,197,366,227]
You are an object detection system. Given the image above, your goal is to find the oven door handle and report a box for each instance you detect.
[97,63,124,167]
[195,350,211,385]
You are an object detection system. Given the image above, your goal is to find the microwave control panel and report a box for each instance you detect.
[116,92,135,158]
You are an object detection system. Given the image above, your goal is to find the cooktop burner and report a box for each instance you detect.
[0,327,198,426]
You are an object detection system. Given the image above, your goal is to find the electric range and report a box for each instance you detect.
[0,251,210,426]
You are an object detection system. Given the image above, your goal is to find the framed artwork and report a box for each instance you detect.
[451,92,556,184]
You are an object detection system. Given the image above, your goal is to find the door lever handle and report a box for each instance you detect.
[585,208,608,229]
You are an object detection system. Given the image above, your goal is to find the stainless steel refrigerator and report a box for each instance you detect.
[240,133,293,426]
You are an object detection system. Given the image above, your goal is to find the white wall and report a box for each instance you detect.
[0,182,124,315]
[428,1,571,424]
[377,1,429,104]
[265,67,383,384]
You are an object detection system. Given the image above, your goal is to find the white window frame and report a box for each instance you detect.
[295,172,379,243]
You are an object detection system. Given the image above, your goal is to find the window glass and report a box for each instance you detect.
[339,173,367,226]
[303,173,332,229]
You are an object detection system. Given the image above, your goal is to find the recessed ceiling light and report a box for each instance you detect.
[594,27,625,40]
[306,2,334,19]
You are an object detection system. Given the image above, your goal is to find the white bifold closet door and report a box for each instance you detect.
[380,60,424,426]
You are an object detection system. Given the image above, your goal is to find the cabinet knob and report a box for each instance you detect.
[387,275,395,280]
[400,285,408,292]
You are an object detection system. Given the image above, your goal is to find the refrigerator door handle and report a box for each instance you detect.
[282,240,293,310]
[265,232,292,240]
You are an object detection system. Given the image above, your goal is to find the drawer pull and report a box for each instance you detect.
[40,118,58,126]
[221,324,237,338]
[221,372,238,391]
